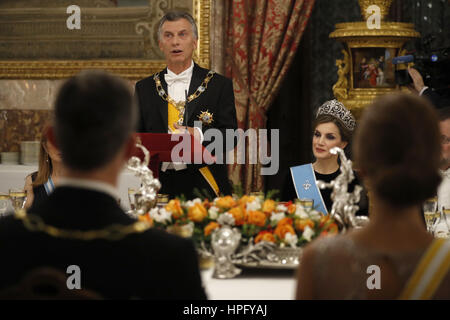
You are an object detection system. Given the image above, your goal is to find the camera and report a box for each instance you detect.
[393,35,450,95]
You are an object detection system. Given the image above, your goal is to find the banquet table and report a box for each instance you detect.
[0,164,141,211]
[201,267,297,300]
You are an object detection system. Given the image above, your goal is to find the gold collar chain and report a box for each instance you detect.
[14,209,151,241]
[154,70,215,125]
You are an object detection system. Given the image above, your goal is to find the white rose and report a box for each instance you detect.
[149,208,172,224]
[276,204,287,212]
[294,205,309,219]
[302,225,315,242]
[246,200,261,211]
[270,212,286,224]
[284,232,298,248]
[217,212,235,226]
[208,206,219,220]
[186,198,202,208]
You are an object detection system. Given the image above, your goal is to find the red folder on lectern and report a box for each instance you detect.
[132,133,216,178]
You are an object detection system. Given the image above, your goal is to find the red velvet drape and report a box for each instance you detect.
[225,0,316,193]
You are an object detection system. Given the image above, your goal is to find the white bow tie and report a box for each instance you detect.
[165,72,191,86]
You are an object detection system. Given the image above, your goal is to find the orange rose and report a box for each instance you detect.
[295,218,314,231]
[204,222,220,236]
[246,210,266,227]
[188,203,207,222]
[255,230,276,244]
[239,195,256,205]
[274,222,295,240]
[215,196,236,209]
[262,199,276,214]
[165,199,183,219]
[228,204,246,226]
[277,217,293,227]
[287,203,296,215]
[202,198,211,209]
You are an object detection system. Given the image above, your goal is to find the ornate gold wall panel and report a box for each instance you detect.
[0,0,211,79]
[329,2,420,118]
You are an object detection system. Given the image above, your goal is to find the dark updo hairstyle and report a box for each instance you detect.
[312,114,353,157]
[353,93,442,207]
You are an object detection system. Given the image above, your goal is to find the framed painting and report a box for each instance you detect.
[352,47,397,89]
[0,0,211,80]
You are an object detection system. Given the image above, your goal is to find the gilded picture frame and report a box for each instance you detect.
[0,0,211,80]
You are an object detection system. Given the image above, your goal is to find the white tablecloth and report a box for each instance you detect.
[201,268,297,300]
[0,164,141,211]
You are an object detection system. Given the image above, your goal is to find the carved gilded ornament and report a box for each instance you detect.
[329,1,420,118]
[333,50,350,100]
[358,0,393,21]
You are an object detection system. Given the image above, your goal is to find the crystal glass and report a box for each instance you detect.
[128,188,138,211]
[9,188,27,211]
[297,198,314,210]
[423,197,438,233]
[0,192,10,217]
[157,194,169,208]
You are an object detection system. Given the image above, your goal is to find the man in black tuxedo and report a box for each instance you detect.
[0,71,206,299]
[135,11,237,200]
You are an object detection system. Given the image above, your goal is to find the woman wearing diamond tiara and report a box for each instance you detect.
[282,99,368,216]
[297,94,450,300]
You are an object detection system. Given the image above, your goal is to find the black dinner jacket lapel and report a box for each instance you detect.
[157,68,169,131]
[184,63,206,126]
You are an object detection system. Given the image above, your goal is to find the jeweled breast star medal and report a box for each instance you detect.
[198,110,214,125]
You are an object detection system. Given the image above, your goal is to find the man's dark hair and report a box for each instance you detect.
[438,106,450,121]
[157,11,198,40]
[54,70,136,171]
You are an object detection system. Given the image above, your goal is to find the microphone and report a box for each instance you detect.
[392,55,414,65]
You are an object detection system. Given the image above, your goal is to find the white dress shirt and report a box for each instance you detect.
[162,60,203,171]
[58,177,120,202]
[438,168,450,211]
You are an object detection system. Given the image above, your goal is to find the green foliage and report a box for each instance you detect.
[232,182,244,198]
[265,189,280,201]
[193,188,214,201]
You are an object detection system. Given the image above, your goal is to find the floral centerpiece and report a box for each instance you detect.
[138,194,338,254]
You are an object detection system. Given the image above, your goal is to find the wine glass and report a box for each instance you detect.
[297,198,314,210]
[423,197,438,233]
[9,188,27,211]
[128,187,138,211]
[0,192,10,217]
[157,194,169,208]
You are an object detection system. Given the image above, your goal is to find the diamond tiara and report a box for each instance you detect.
[316,99,356,131]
